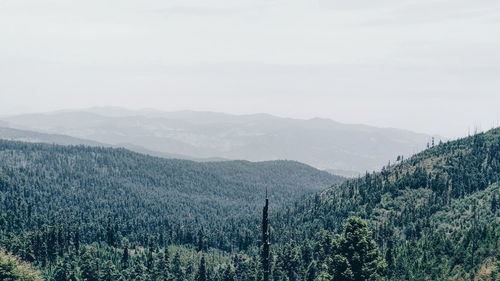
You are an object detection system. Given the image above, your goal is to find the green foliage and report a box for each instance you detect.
[0,250,43,281]
[274,128,500,281]
[314,264,332,281]
[0,140,341,252]
[0,127,498,281]
[272,217,384,281]
[196,256,207,281]
[336,217,384,281]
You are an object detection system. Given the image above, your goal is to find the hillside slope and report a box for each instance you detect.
[274,127,499,280]
[0,250,43,281]
[0,140,342,251]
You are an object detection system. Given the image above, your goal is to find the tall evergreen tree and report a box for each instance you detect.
[337,217,384,281]
[315,264,332,281]
[261,190,271,281]
[53,259,71,281]
[305,261,317,281]
[80,250,99,281]
[161,248,171,281]
[101,261,120,281]
[221,264,236,281]
[196,255,207,281]
[171,252,185,281]
[121,245,130,268]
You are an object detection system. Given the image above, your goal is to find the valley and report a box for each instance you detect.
[0,128,498,281]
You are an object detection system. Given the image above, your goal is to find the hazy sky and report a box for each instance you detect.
[1,0,499,137]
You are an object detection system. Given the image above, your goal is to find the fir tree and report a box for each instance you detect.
[121,245,130,268]
[171,252,184,281]
[80,250,99,281]
[305,261,317,281]
[196,256,207,281]
[261,190,271,281]
[337,217,384,281]
[101,261,120,281]
[53,259,71,281]
[221,264,236,281]
[314,264,332,281]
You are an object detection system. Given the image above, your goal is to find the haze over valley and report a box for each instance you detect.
[0,1,498,281]
[0,107,437,175]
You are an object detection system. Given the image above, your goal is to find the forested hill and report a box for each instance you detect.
[0,140,342,250]
[1,129,498,281]
[273,127,499,280]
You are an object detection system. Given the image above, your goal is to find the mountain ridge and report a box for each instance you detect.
[1,108,437,173]
[0,126,230,163]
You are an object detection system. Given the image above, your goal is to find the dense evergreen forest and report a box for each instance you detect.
[273,128,499,280]
[0,128,499,280]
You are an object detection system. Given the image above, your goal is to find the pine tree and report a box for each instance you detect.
[161,248,171,281]
[221,264,236,281]
[305,261,317,281]
[73,229,80,253]
[101,261,120,281]
[385,239,394,277]
[329,255,354,281]
[314,264,332,281]
[279,241,302,280]
[261,191,271,281]
[337,217,384,281]
[132,259,147,281]
[80,250,99,281]
[47,227,57,263]
[492,193,498,213]
[171,252,184,281]
[121,245,130,268]
[53,259,70,281]
[106,221,118,247]
[146,246,155,271]
[197,229,206,252]
[196,256,207,281]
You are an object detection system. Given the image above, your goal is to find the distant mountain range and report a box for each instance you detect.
[0,126,227,162]
[0,126,106,146]
[0,107,436,173]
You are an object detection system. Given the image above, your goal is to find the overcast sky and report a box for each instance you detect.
[1,0,499,137]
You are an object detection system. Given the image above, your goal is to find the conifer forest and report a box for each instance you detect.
[2,0,499,279]
[1,126,498,281]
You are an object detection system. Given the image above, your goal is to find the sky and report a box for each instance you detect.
[1,0,499,138]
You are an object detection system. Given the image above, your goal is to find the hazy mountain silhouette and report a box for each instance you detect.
[2,107,435,173]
